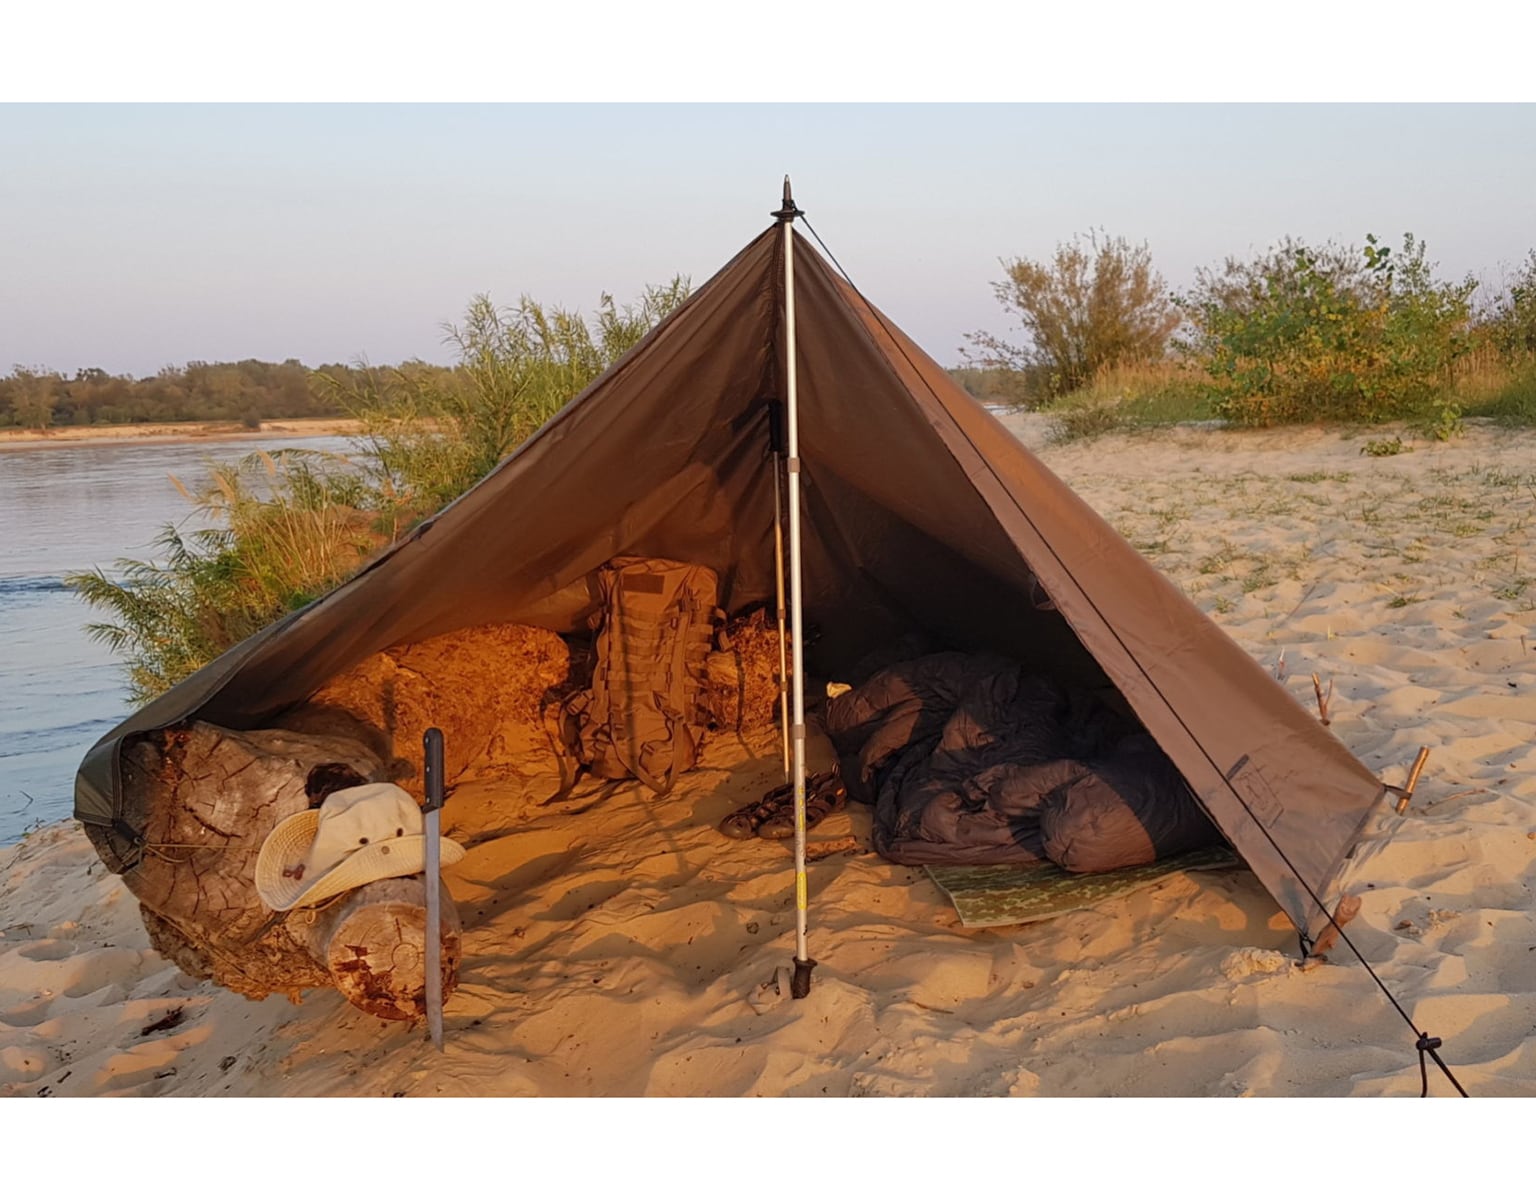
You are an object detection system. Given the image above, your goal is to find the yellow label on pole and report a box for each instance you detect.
[796,871,807,910]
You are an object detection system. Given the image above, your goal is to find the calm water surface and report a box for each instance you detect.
[0,434,355,844]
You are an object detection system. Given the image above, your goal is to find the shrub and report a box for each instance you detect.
[1360,436,1408,457]
[1049,400,1133,443]
[1178,233,1477,430]
[966,230,1179,404]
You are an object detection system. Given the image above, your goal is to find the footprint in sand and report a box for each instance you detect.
[17,938,75,962]
[0,1044,52,1087]
[0,996,55,1029]
[91,1038,188,1097]
[60,949,152,999]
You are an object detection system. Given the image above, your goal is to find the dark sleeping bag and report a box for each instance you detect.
[824,654,1223,871]
[824,652,1018,807]
[1038,737,1222,873]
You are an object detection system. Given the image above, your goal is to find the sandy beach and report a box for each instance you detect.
[0,416,363,451]
[4,418,1534,1098]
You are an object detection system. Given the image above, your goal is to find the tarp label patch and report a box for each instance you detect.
[1226,755,1285,828]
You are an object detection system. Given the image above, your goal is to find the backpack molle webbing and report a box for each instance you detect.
[562,557,720,794]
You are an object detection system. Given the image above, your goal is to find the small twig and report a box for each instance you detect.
[1434,787,1493,806]
[1311,672,1333,725]
[802,836,860,862]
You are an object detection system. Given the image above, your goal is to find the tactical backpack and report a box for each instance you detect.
[557,557,720,795]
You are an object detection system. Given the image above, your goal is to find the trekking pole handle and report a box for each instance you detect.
[423,727,446,813]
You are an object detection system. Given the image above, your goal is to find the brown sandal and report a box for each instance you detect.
[758,768,846,840]
[718,779,794,839]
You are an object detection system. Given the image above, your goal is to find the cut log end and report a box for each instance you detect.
[306,877,462,1021]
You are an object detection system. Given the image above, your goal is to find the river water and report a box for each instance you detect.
[0,434,356,845]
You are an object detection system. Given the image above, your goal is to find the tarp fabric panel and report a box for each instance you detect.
[804,243,1389,939]
[76,223,1390,945]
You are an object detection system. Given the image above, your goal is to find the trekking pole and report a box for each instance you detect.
[422,727,447,1050]
[770,403,792,784]
[774,176,815,999]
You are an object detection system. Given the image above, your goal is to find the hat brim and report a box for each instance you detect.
[255,809,466,912]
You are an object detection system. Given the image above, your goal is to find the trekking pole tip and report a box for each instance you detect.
[772,177,802,222]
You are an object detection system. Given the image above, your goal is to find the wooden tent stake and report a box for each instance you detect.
[1310,672,1333,725]
[1392,746,1431,815]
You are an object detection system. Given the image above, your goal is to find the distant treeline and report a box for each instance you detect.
[0,359,450,430]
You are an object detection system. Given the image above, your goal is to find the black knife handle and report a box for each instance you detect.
[423,727,446,813]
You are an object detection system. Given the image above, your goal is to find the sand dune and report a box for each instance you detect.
[4,420,1533,1097]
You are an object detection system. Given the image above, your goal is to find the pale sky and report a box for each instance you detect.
[3,103,1534,378]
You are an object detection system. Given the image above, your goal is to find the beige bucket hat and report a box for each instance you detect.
[255,782,465,912]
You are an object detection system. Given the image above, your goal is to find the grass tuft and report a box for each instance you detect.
[1046,362,1214,442]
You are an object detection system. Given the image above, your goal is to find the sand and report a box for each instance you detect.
[4,418,1534,1098]
[0,416,362,450]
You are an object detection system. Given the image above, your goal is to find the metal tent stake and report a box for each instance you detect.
[774,177,815,1000]
[422,727,447,1049]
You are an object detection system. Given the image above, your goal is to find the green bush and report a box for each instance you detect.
[1178,234,1477,431]
[1360,436,1408,457]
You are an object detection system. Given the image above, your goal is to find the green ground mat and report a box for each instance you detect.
[925,845,1242,929]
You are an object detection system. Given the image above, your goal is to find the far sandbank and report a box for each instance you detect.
[0,417,364,452]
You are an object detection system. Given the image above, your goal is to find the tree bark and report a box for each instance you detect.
[84,721,461,1019]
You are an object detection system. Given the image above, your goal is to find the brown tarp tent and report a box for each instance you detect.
[75,221,1391,945]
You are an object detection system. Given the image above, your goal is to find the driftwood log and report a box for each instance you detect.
[306,877,461,1021]
[84,721,461,1020]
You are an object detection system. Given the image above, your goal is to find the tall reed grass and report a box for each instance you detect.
[66,450,385,701]
[1452,344,1536,426]
[68,282,691,701]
